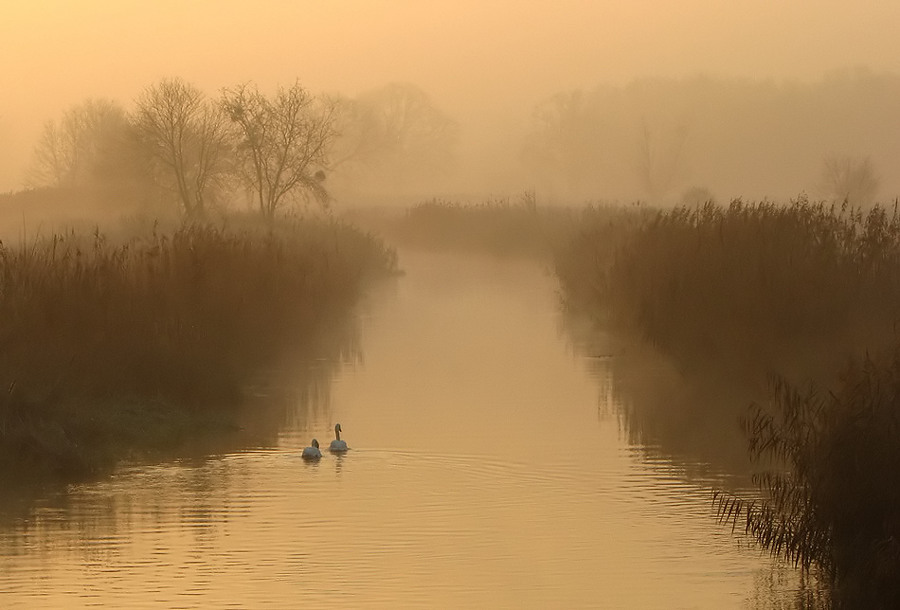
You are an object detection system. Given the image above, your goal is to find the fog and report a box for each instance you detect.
[3,1,900,202]
[5,4,900,604]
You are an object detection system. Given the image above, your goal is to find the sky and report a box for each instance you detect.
[2,0,900,193]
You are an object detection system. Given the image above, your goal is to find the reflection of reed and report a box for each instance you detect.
[560,308,758,477]
[745,563,831,610]
[0,286,366,530]
[0,326,358,555]
[0,217,395,484]
[234,310,364,449]
[561,310,828,605]
[555,199,900,474]
[556,200,900,605]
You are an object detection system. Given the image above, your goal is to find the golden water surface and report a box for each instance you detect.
[0,252,800,608]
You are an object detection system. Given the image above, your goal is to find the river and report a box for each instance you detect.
[0,251,805,608]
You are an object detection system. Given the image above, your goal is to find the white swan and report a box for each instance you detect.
[302,439,322,460]
[329,423,349,452]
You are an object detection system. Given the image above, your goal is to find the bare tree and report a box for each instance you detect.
[636,117,689,203]
[134,78,231,218]
[222,81,335,219]
[28,121,69,187]
[27,99,129,188]
[330,83,458,192]
[678,185,716,208]
[820,155,880,207]
[521,90,609,196]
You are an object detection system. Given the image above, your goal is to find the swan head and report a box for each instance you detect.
[311,439,319,449]
[334,423,342,433]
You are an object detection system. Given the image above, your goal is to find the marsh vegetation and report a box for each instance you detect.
[347,194,648,262]
[0,214,397,482]
[5,69,900,607]
[554,197,900,606]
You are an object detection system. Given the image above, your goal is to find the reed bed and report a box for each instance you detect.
[716,358,900,607]
[376,195,588,259]
[555,196,900,604]
[560,197,900,383]
[0,216,397,479]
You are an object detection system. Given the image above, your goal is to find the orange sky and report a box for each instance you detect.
[2,0,899,191]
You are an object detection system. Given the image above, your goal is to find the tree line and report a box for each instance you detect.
[521,68,894,205]
[25,79,459,219]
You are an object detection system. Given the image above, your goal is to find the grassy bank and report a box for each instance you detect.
[556,197,900,466]
[0,215,397,481]
[555,196,900,604]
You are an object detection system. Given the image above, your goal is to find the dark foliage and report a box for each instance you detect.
[716,361,900,608]
[0,217,397,479]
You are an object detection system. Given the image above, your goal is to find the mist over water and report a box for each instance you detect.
[0,252,809,607]
[3,3,892,605]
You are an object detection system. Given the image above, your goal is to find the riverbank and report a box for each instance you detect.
[554,196,900,605]
[0,214,398,483]
[555,197,900,434]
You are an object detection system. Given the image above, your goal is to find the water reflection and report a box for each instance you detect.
[558,301,829,605]
[559,308,762,474]
[0,252,822,607]
[0,301,363,529]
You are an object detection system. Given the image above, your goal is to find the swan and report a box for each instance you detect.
[329,423,349,452]
[301,439,322,460]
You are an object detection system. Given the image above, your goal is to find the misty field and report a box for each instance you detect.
[348,195,650,261]
[0,215,397,481]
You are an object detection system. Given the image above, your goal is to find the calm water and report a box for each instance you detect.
[0,252,802,608]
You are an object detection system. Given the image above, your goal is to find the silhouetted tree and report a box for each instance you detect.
[221,81,335,219]
[820,155,880,207]
[330,83,458,195]
[521,90,610,197]
[134,78,231,218]
[27,99,130,188]
[678,186,716,207]
[635,117,688,203]
[522,86,691,202]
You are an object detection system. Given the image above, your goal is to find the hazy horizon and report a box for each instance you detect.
[3,1,900,201]
[2,4,899,605]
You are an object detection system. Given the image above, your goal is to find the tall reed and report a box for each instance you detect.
[0,216,397,478]
[555,196,900,605]
[716,357,900,607]
[568,197,900,383]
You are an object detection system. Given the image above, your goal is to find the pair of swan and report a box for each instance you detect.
[302,423,349,460]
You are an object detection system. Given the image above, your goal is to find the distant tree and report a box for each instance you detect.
[134,78,231,218]
[521,90,609,197]
[222,81,336,219]
[678,186,716,208]
[522,88,691,202]
[330,83,458,193]
[820,155,880,207]
[636,118,688,203]
[27,99,130,188]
